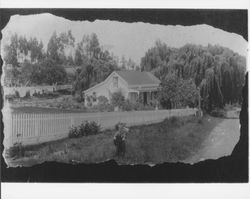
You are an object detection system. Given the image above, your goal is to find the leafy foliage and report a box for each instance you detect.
[3,32,118,90]
[158,73,199,109]
[111,91,125,108]
[47,30,75,63]
[20,58,67,85]
[68,121,101,138]
[141,41,246,111]
[73,33,119,95]
[97,96,109,105]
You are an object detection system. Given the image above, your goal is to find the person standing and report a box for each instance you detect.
[113,123,129,157]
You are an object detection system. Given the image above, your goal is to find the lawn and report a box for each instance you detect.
[5,115,223,167]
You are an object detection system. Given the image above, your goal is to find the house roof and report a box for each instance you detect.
[115,71,160,86]
[84,70,160,94]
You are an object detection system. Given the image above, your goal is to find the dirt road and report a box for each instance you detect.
[185,115,240,164]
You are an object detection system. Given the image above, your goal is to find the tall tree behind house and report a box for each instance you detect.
[141,41,246,111]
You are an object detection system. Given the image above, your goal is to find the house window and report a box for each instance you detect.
[113,76,118,88]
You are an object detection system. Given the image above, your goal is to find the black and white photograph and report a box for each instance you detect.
[0,7,248,184]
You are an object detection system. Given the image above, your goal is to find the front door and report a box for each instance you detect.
[143,92,147,105]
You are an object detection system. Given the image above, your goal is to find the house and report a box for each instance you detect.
[84,70,161,107]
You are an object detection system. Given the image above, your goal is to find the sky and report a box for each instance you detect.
[1,13,248,64]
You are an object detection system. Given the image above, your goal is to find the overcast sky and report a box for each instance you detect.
[1,13,247,64]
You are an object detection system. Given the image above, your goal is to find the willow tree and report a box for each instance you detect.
[141,41,246,111]
[200,68,224,111]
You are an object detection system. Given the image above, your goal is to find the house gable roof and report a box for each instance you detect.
[84,71,126,94]
[115,71,160,86]
[84,70,160,94]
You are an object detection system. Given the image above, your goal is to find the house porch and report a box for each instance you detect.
[128,90,158,105]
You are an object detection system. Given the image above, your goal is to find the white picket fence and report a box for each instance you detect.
[3,108,197,148]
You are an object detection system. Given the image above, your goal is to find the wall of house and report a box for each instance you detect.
[84,72,129,106]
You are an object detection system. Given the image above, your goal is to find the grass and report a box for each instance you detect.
[5,115,223,166]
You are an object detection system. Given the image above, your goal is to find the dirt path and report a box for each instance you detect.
[185,116,240,164]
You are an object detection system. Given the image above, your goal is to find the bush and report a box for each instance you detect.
[68,126,81,138]
[98,96,109,105]
[121,99,135,111]
[5,94,16,101]
[34,91,60,99]
[81,121,101,136]
[46,92,60,98]
[68,121,101,138]
[111,91,125,108]
[57,89,72,95]
[74,94,83,103]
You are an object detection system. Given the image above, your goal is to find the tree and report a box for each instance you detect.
[47,32,60,62]
[24,58,67,85]
[3,33,19,67]
[158,73,199,109]
[141,41,246,110]
[3,66,21,87]
[73,33,119,96]
[47,30,75,64]
[28,37,44,62]
[121,56,127,69]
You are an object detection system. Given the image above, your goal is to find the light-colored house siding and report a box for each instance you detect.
[84,72,129,106]
[84,71,160,107]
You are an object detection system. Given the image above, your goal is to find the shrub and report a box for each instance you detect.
[68,121,101,138]
[33,91,59,99]
[111,91,125,108]
[57,89,72,95]
[121,99,135,111]
[46,91,60,98]
[74,94,83,103]
[68,126,81,138]
[5,94,15,101]
[98,96,109,105]
[81,121,101,136]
